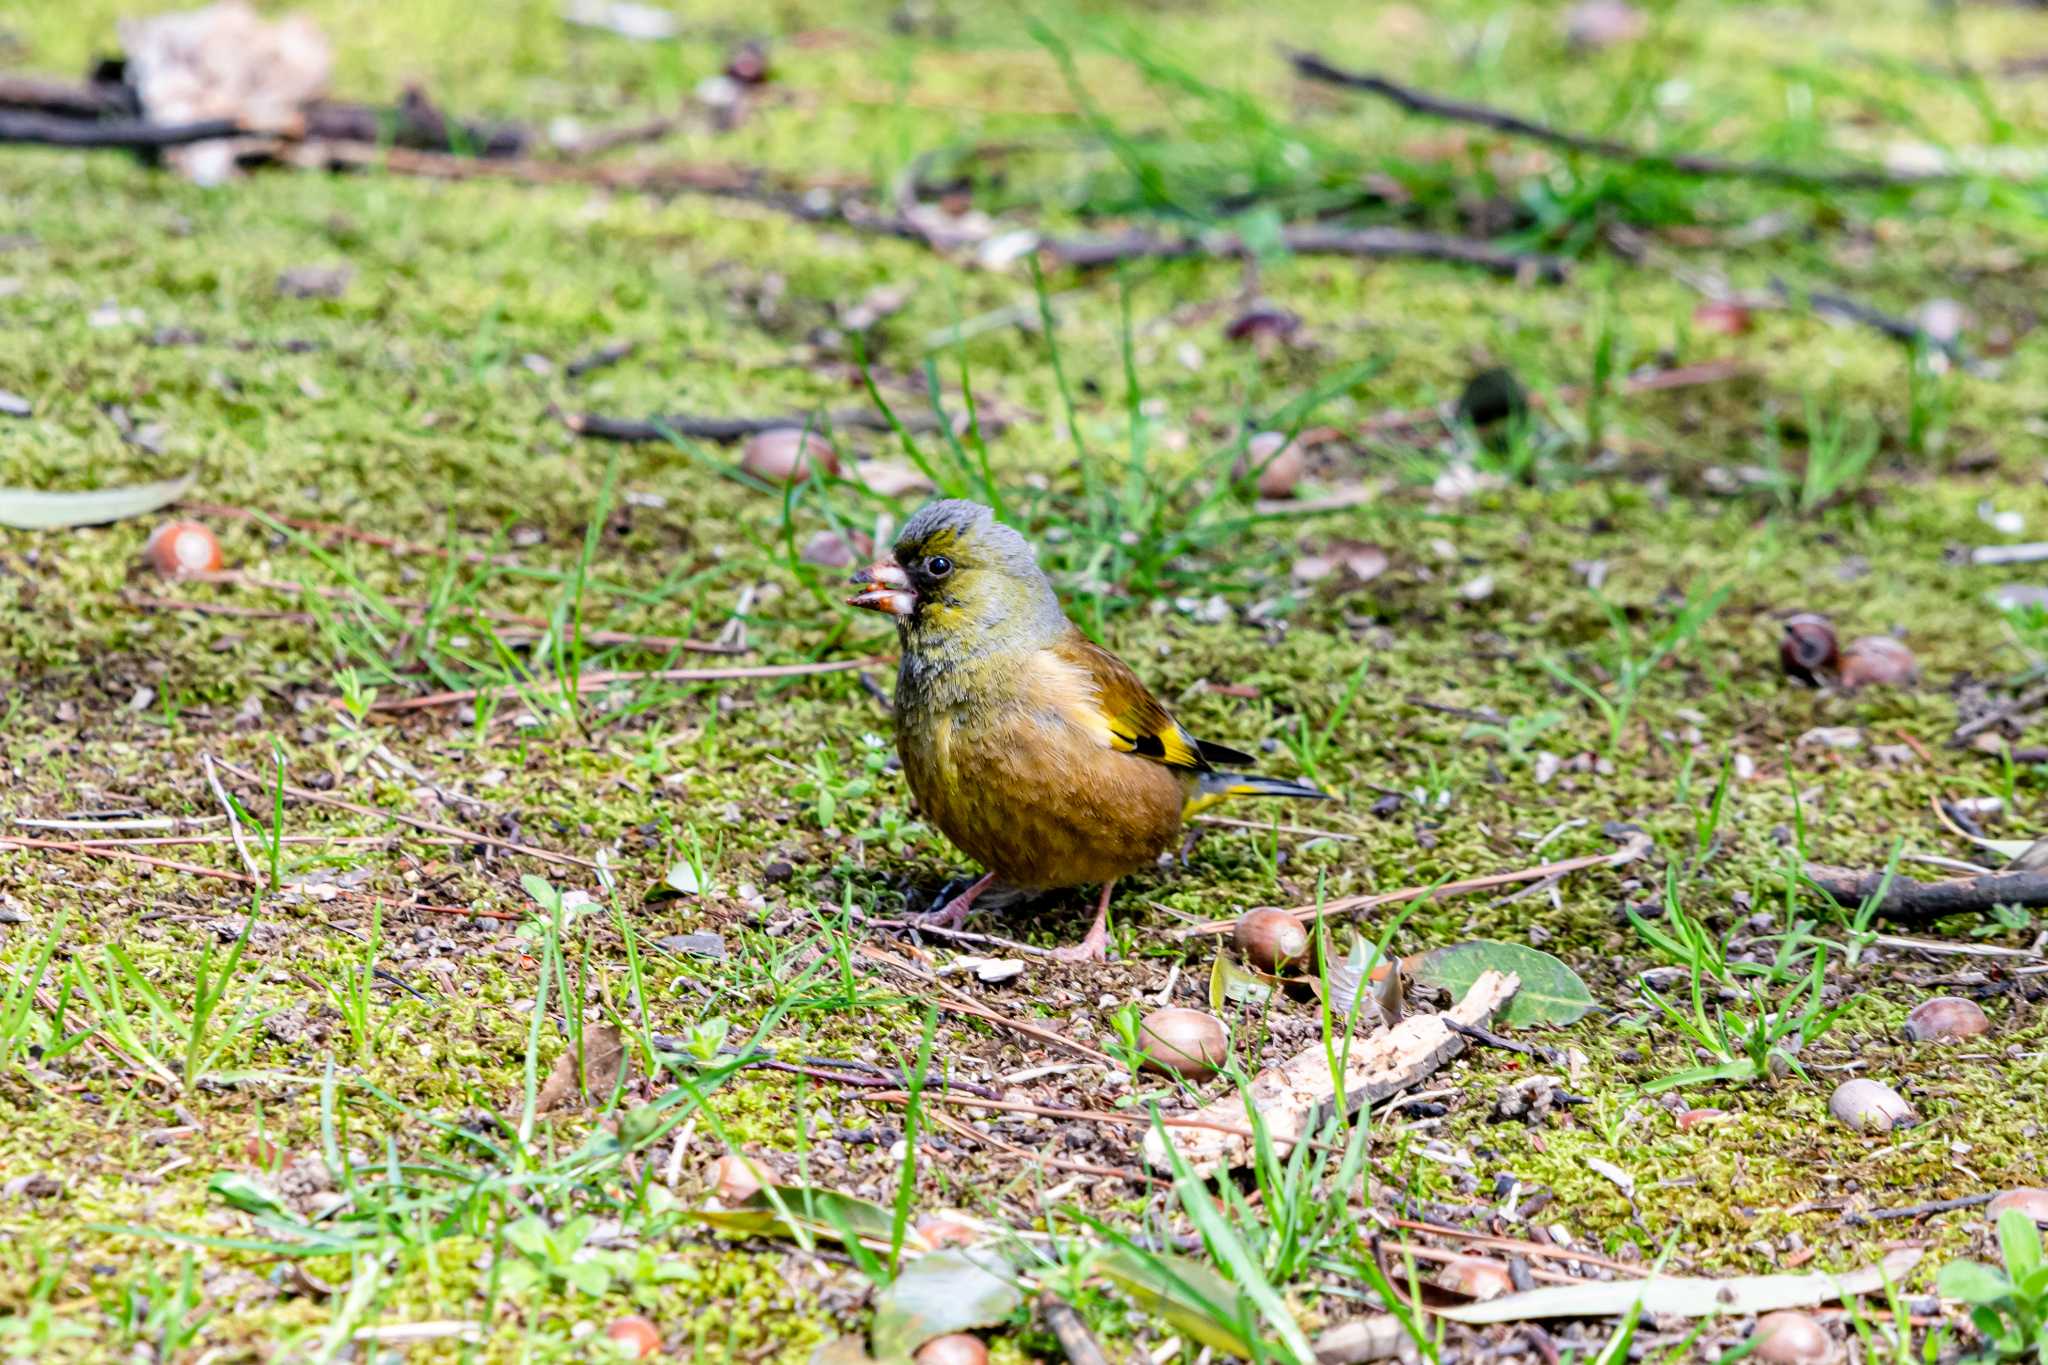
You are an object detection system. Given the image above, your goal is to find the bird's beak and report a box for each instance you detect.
[847,559,917,617]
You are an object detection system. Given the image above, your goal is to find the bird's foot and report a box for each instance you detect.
[916,899,972,931]
[1048,929,1108,963]
[915,872,995,932]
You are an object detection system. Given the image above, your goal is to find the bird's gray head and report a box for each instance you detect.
[846,499,1066,653]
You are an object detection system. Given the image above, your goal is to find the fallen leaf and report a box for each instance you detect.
[1209,952,1279,1009]
[535,1024,629,1114]
[854,460,936,498]
[1436,1248,1923,1323]
[690,1182,924,1251]
[1407,941,1594,1026]
[0,472,197,530]
[870,1248,1022,1360]
[1091,1245,1268,1358]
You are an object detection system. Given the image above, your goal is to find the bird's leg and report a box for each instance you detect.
[918,871,995,931]
[1051,881,1115,963]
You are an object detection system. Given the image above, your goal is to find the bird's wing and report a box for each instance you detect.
[1045,631,1248,772]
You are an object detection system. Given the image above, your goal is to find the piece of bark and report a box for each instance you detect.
[534,1024,629,1113]
[1141,970,1519,1176]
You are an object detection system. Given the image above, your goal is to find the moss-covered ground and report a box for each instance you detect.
[2,0,2046,1359]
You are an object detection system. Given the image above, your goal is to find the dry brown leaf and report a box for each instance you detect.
[535,1024,630,1114]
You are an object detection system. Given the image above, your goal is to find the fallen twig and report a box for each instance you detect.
[0,110,241,148]
[178,500,519,566]
[1178,834,1649,938]
[1039,1295,1113,1365]
[1843,1192,1996,1226]
[565,409,976,443]
[1349,358,1751,445]
[1040,225,1571,281]
[1953,678,2048,742]
[358,655,887,713]
[1445,1017,1564,1066]
[126,578,738,655]
[201,754,263,882]
[0,835,518,919]
[1287,50,1964,190]
[212,757,597,870]
[1772,277,1971,367]
[1804,862,2048,922]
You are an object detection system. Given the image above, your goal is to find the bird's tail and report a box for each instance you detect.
[1184,771,1333,818]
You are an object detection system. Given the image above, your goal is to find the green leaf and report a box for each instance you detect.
[688,1183,903,1248]
[207,1172,294,1221]
[1409,940,1595,1026]
[0,472,196,530]
[1091,1245,1267,1359]
[1209,953,1278,1010]
[870,1249,1021,1362]
[1638,1059,1759,1093]
[1936,1259,2012,1305]
[1996,1208,2043,1280]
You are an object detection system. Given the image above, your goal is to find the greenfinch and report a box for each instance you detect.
[848,499,1329,960]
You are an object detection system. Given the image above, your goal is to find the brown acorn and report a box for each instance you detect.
[1902,996,1988,1043]
[1987,1188,2048,1226]
[705,1153,763,1204]
[1839,635,1917,690]
[605,1316,662,1359]
[1750,1310,1836,1364]
[741,428,838,483]
[1438,1256,1512,1299]
[1779,613,1839,686]
[1235,431,1304,499]
[1136,1008,1229,1079]
[1233,908,1309,974]
[914,1336,988,1365]
[1827,1079,1915,1134]
[146,520,224,578]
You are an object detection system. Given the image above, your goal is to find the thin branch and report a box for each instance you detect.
[1176,833,1651,938]
[211,757,598,870]
[1039,1295,1114,1365]
[0,110,242,148]
[1286,49,1964,190]
[1041,225,1570,282]
[201,754,263,882]
[358,655,888,714]
[1805,862,2048,923]
[565,408,978,443]
[0,835,517,919]
[1843,1192,1996,1226]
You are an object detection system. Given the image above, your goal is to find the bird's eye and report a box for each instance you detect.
[924,555,953,578]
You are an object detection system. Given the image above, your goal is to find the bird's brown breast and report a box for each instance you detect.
[897,669,1189,890]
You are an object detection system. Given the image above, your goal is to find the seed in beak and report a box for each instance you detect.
[847,560,918,616]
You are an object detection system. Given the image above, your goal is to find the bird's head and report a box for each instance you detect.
[847,499,1063,649]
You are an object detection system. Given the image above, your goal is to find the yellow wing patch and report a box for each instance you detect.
[1039,632,1209,772]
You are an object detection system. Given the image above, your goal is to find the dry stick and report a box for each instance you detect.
[1804,863,2048,923]
[1953,678,2048,743]
[1349,357,1751,445]
[1041,225,1570,282]
[306,139,865,198]
[1384,1217,1645,1276]
[565,408,977,443]
[211,757,599,871]
[1843,1192,1996,1227]
[1039,1295,1114,1365]
[359,655,888,714]
[0,835,518,920]
[925,1109,1161,1188]
[858,945,1118,1067]
[863,1088,1297,1147]
[127,581,738,655]
[178,500,519,567]
[200,754,263,882]
[1285,50,1964,190]
[0,110,243,148]
[1176,841,1645,938]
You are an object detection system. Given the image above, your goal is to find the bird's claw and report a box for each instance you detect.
[1049,930,1109,963]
